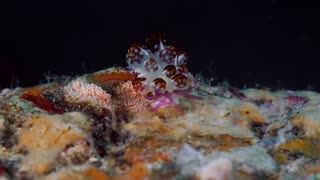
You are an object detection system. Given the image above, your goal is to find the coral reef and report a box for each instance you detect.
[1,36,320,179]
[1,67,320,179]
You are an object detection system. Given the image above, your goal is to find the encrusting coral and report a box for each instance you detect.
[63,78,112,109]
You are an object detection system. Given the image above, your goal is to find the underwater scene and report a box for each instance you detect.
[1,0,320,179]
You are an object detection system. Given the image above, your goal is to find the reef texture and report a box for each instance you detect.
[0,67,320,180]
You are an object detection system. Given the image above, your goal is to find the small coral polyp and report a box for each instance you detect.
[126,33,201,111]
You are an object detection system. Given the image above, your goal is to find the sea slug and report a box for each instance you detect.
[126,33,201,111]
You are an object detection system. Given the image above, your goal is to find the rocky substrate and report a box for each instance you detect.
[0,67,319,180]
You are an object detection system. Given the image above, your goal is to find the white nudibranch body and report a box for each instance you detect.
[126,33,201,111]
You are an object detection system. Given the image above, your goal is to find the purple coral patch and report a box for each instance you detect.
[285,95,309,106]
[149,94,183,112]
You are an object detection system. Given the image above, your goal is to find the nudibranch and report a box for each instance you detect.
[126,33,202,111]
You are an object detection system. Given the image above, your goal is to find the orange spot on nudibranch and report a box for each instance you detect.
[163,65,176,78]
[171,74,187,88]
[144,58,159,72]
[126,45,144,65]
[152,78,166,92]
[132,77,146,92]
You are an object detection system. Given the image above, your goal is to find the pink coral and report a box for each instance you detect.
[126,33,201,111]
[63,79,112,109]
[285,95,309,106]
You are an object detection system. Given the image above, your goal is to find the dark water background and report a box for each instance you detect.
[3,0,320,91]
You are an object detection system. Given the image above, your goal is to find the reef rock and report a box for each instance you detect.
[0,67,320,179]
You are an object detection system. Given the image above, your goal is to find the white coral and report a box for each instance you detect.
[197,158,233,180]
[63,79,112,109]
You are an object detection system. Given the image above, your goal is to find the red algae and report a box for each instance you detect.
[20,86,65,114]
[285,95,309,106]
[89,71,136,84]
[112,163,150,180]
[83,168,111,180]
[124,147,172,164]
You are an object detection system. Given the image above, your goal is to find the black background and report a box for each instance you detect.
[3,0,320,90]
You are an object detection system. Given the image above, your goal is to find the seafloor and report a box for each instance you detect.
[0,67,320,180]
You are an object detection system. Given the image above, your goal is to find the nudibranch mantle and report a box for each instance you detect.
[126,33,202,111]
